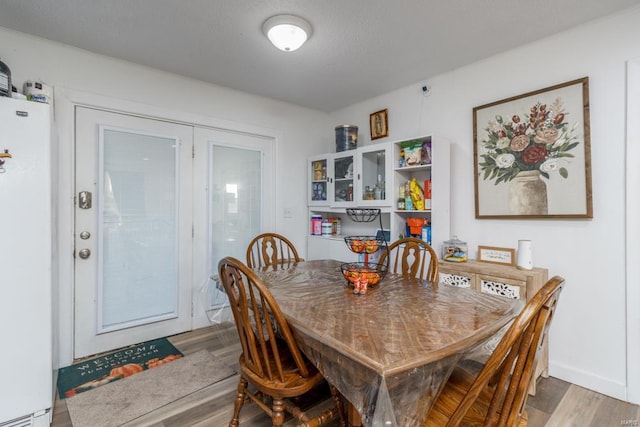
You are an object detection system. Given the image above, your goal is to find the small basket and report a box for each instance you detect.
[344,236,385,254]
[340,262,388,286]
[346,208,381,223]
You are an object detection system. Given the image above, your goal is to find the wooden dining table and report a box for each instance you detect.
[253,259,523,427]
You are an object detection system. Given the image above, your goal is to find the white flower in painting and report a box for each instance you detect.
[540,159,559,174]
[496,137,510,149]
[495,153,515,168]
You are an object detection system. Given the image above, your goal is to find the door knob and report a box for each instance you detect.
[80,231,91,240]
[78,248,91,259]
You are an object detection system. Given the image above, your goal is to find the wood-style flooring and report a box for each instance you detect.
[51,324,640,426]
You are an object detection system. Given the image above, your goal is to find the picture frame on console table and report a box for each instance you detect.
[477,246,516,266]
[473,77,592,219]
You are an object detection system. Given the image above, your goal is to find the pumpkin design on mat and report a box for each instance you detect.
[65,375,118,397]
[146,354,182,369]
[109,363,144,378]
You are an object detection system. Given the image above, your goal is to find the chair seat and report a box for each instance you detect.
[239,338,326,399]
[424,367,528,427]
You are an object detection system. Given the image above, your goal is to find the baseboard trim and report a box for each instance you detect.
[549,361,628,402]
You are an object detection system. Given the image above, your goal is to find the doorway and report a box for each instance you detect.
[74,107,194,358]
[73,106,276,359]
[192,127,275,321]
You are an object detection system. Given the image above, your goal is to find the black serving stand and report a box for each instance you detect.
[340,208,389,286]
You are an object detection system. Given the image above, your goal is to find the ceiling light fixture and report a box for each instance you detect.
[262,14,312,52]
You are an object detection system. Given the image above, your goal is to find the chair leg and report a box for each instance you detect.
[330,385,348,427]
[272,398,286,426]
[230,377,248,427]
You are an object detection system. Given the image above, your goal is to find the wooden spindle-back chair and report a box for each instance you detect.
[423,275,565,427]
[218,256,345,427]
[379,237,439,282]
[246,233,302,269]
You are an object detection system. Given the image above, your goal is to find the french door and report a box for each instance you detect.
[74,107,194,358]
[192,127,274,319]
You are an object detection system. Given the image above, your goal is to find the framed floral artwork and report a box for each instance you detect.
[473,77,592,219]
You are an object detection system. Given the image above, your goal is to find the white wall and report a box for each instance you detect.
[2,4,639,401]
[0,26,331,366]
[331,7,640,402]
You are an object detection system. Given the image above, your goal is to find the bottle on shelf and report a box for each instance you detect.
[404,181,413,210]
[397,185,405,210]
[374,174,384,200]
[421,223,432,245]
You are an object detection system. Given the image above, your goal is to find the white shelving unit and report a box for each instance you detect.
[307,135,450,260]
[391,135,451,252]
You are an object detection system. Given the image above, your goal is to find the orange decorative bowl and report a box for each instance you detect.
[340,262,388,287]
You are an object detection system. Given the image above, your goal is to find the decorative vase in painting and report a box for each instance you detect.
[508,170,548,215]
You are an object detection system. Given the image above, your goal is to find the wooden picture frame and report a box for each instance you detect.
[473,77,592,219]
[477,246,516,266]
[370,109,389,140]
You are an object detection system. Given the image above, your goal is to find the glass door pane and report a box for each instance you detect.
[99,128,179,330]
[309,157,328,205]
[360,147,387,203]
[209,145,262,269]
[333,153,355,205]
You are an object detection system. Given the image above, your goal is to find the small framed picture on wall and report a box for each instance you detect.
[370,109,389,140]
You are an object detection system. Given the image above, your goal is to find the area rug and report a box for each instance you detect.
[66,349,236,427]
[57,337,183,399]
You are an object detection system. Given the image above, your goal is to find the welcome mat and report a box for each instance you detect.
[66,349,236,427]
[57,337,183,399]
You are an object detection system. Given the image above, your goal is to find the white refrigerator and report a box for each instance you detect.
[0,97,53,426]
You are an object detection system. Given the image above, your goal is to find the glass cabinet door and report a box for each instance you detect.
[308,155,329,206]
[357,143,392,206]
[332,151,356,207]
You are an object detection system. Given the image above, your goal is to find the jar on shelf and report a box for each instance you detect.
[442,236,468,262]
[321,219,332,236]
[364,186,375,200]
[311,216,322,236]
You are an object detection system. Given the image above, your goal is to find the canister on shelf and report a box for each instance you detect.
[321,219,332,236]
[0,59,11,98]
[335,125,358,152]
[328,217,341,236]
[311,215,322,235]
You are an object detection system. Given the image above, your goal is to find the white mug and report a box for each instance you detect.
[517,240,533,270]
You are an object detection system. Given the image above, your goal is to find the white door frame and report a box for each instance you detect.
[54,87,280,367]
[73,108,195,358]
[625,57,640,404]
